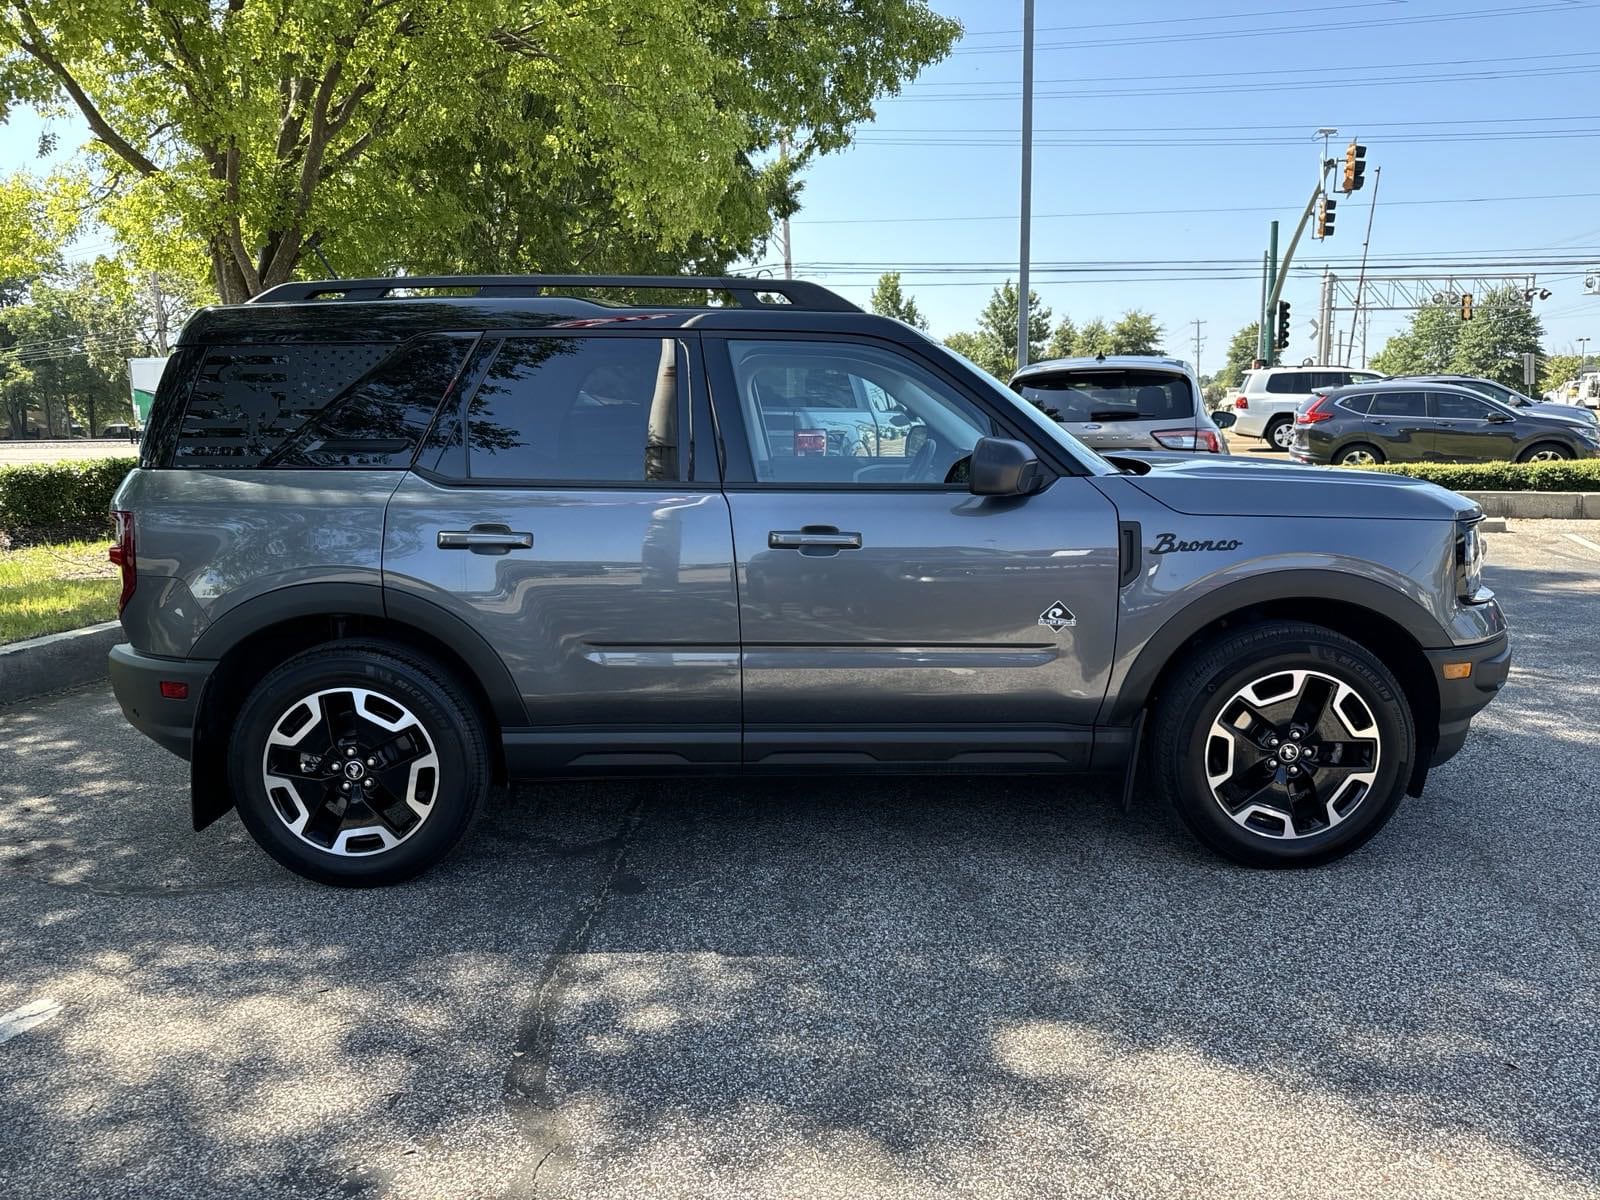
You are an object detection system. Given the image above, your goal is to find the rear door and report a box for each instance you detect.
[1365,389,1431,460]
[383,330,741,770]
[706,333,1120,769]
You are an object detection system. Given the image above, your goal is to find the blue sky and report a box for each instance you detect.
[4,0,1598,374]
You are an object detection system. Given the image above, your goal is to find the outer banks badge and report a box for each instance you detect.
[1037,601,1076,632]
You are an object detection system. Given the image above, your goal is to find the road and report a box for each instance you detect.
[2,520,1597,1200]
[0,439,141,466]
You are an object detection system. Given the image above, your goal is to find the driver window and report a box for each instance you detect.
[725,340,994,485]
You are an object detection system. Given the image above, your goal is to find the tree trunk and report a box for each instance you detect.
[210,236,254,304]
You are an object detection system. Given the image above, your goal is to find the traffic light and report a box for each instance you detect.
[1461,293,1473,321]
[1316,195,1337,238]
[1342,141,1367,191]
[1276,300,1291,351]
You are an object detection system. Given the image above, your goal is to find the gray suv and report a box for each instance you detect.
[1009,355,1232,455]
[108,275,1510,885]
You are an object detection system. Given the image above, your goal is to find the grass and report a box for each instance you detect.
[0,539,119,645]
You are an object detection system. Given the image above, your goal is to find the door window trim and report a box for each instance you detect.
[702,330,1062,491]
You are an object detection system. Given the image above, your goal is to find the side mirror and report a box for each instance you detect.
[1211,409,1238,429]
[969,437,1046,496]
[1486,411,1514,424]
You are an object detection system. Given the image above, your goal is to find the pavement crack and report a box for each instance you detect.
[500,796,646,1183]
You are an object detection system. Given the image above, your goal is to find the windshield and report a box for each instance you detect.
[1017,368,1196,423]
[927,340,1115,475]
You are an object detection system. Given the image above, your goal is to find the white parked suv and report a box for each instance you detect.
[1233,365,1385,450]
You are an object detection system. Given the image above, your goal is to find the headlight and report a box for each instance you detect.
[1456,517,1485,600]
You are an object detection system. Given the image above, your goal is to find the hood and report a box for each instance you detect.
[1527,401,1598,426]
[1104,452,1476,520]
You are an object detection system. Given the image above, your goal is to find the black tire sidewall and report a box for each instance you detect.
[228,646,488,886]
[1159,629,1414,866]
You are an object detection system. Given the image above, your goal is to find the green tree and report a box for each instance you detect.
[2,1,959,302]
[1215,322,1260,390]
[1371,300,1462,377]
[869,271,927,330]
[1449,286,1544,388]
[1045,315,1077,360]
[1108,309,1163,355]
[943,280,1050,378]
[1073,318,1112,358]
[1540,353,1584,396]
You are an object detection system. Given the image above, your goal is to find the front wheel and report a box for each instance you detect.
[1518,442,1571,463]
[1265,416,1295,451]
[227,640,491,886]
[1149,621,1416,867]
[1336,442,1385,466]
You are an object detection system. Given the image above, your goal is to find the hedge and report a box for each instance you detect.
[0,457,137,546]
[1347,459,1600,492]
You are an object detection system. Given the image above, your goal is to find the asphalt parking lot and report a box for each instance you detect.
[2,520,1598,1200]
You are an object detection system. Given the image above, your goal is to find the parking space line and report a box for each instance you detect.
[0,997,62,1046]
[1562,533,1600,556]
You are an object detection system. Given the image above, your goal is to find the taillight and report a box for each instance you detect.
[109,509,135,614]
[794,429,827,455]
[1152,429,1221,453]
[1234,395,1248,409]
[1297,394,1335,424]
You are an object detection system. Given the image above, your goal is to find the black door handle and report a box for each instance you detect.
[438,523,534,554]
[768,526,863,552]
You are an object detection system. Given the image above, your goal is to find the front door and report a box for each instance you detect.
[383,331,741,770]
[705,334,1121,769]
[1426,390,1520,461]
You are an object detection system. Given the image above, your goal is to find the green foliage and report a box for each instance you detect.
[2,1,959,300]
[1540,354,1585,396]
[1108,309,1164,355]
[1370,300,1462,377]
[0,457,136,543]
[1450,286,1545,388]
[868,271,927,330]
[1045,316,1077,360]
[1073,318,1111,358]
[1215,322,1259,391]
[0,170,78,285]
[943,280,1050,378]
[1348,459,1600,492]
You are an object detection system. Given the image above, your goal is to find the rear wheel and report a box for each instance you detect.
[1264,416,1295,451]
[1336,443,1384,466]
[1149,621,1416,867]
[227,640,491,886]
[1518,442,1570,463]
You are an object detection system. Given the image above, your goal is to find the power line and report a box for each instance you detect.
[955,0,1398,39]
[947,1,1599,55]
[857,127,1600,148]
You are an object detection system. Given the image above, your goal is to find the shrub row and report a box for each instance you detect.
[0,457,137,546]
[1348,458,1600,492]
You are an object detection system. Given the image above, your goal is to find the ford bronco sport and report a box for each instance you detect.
[108,275,1510,885]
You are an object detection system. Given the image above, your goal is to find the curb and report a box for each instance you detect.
[0,622,121,706]
[1459,491,1600,520]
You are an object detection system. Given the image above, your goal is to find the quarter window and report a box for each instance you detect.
[724,340,994,485]
[455,336,681,483]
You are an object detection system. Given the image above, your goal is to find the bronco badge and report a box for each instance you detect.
[1038,601,1077,632]
[1152,532,1243,554]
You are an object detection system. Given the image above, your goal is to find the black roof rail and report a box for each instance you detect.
[248,274,860,312]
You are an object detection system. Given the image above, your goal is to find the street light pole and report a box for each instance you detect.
[1580,337,1592,370]
[1016,0,1034,370]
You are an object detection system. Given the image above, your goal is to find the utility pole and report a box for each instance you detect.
[1263,221,1278,363]
[1258,252,1269,364]
[779,135,794,280]
[1016,0,1035,371]
[1345,164,1382,367]
[1318,270,1334,364]
[1580,337,1592,369]
[1190,319,1206,376]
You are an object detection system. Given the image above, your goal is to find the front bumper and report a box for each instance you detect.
[1425,631,1512,766]
[108,644,216,761]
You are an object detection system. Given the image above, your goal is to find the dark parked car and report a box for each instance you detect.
[1290,380,1600,466]
[1397,374,1598,427]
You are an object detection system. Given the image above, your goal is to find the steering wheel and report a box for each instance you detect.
[904,435,938,482]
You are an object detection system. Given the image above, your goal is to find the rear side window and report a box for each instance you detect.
[173,343,393,467]
[1370,391,1427,417]
[1337,392,1375,414]
[1018,368,1195,423]
[1264,372,1312,394]
[452,336,681,483]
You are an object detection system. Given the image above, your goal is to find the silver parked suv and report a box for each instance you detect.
[108,275,1510,885]
[1009,355,1233,455]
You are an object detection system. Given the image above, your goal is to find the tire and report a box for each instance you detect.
[1264,416,1295,451]
[1148,621,1416,868]
[227,640,491,886]
[1517,442,1571,463]
[1335,442,1385,466]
